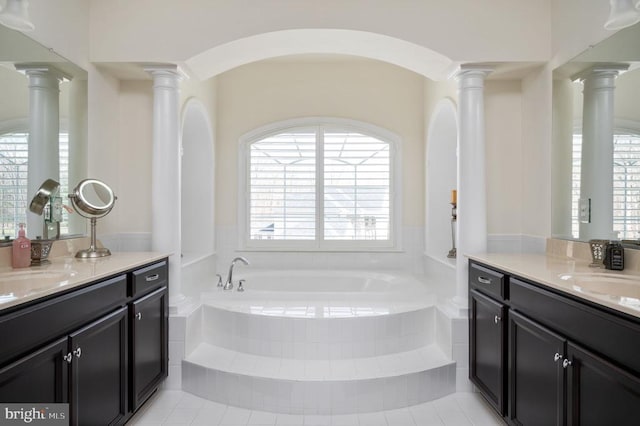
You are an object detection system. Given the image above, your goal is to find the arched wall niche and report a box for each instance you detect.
[180,98,215,265]
[425,98,458,265]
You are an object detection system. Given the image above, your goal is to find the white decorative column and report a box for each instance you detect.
[68,78,88,235]
[145,65,183,309]
[16,65,65,239]
[576,64,628,241]
[453,66,492,315]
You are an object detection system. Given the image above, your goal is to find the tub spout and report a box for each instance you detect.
[224,256,250,290]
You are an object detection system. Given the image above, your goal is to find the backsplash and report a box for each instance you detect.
[546,238,640,272]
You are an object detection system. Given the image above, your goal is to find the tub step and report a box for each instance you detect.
[201,303,436,359]
[183,343,455,414]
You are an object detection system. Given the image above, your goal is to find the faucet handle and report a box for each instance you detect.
[216,274,223,287]
[237,279,245,292]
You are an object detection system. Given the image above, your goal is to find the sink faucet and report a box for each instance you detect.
[224,256,250,290]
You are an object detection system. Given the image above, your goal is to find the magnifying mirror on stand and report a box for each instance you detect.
[29,178,62,239]
[68,178,116,258]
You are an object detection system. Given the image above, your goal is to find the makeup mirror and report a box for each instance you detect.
[68,179,116,258]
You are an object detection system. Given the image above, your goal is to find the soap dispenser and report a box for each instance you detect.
[12,223,31,268]
[604,241,624,271]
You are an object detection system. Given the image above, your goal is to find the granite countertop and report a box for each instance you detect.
[467,252,640,319]
[0,252,168,312]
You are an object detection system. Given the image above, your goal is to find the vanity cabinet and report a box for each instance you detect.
[0,258,168,426]
[469,260,640,425]
[70,307,128,426]
[508,310,564,426]
[130,286,168,410]
[470,289,507,415]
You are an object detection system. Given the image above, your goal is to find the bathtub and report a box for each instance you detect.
[228,269,428,293]
[200,269,435,319]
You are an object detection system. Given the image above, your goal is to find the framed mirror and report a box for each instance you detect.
[0,25,88,242]
[552,22,640,247]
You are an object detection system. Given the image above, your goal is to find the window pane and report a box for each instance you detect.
[613,133,640,239]
[0,133,28,238]
[249,130,316,240]
[323,131,390,240]
[0,132,69,239]
[572,132,640,240]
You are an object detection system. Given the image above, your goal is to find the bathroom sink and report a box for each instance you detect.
[558,273,640,298]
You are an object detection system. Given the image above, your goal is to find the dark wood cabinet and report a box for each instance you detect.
[508,310,565,426]
[0,337,69,403]
[470,289,506,415]
[566,343,640,426]
[0,259,168,426]
[70,307,128,426]
[469,259,640,425]
[130,286,168,410]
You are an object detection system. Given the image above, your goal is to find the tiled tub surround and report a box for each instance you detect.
[181,270,456,415]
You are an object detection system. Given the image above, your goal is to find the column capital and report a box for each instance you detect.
[455,65,493,90]
[144,63,188,79]
[455,64,493,79]
[15,63,71,83]
[572,63,629,83]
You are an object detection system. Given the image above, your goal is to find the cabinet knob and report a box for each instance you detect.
[554,353,563,362]
[136,312,143,321]
[562,359,572,369]
[478,277,492,285]
[145,274,160,282]
[73,347,82,358]
[494,315,501,324]
[63,353,73,364]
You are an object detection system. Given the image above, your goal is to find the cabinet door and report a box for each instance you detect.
[0,337,69,403]
[69,307,128,426]
[470,289,507,415]
[130,286,168,410]
[566,342,640,426]
[509,310,565,426]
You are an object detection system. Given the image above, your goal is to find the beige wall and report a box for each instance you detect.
[17,0,626,246]
[0,68,28,124]
[89,0,550,64]
[216,59,426,227]
[485,80,524,235]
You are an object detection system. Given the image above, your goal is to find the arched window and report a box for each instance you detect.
[240,118,400,250]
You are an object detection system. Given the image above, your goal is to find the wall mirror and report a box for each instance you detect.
[552,22,640,247]
[0,25,88,242]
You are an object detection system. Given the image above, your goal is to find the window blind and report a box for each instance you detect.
[249,130,316,240]
[248,126,391,243]
[323,131,390,240]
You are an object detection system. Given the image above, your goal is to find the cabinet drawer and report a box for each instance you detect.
[469,262,506,301]
[130,261,167,297]
[509,277,640,376]
[0,275,127,366]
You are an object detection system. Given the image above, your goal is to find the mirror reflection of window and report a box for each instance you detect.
[0,131,69,238]
[572,130,640,239]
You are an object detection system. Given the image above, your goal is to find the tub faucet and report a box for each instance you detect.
[224,256,250,290]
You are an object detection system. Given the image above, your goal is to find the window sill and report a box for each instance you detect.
[236,247,405,253]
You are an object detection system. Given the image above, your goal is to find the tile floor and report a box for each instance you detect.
[127,389,506,426]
